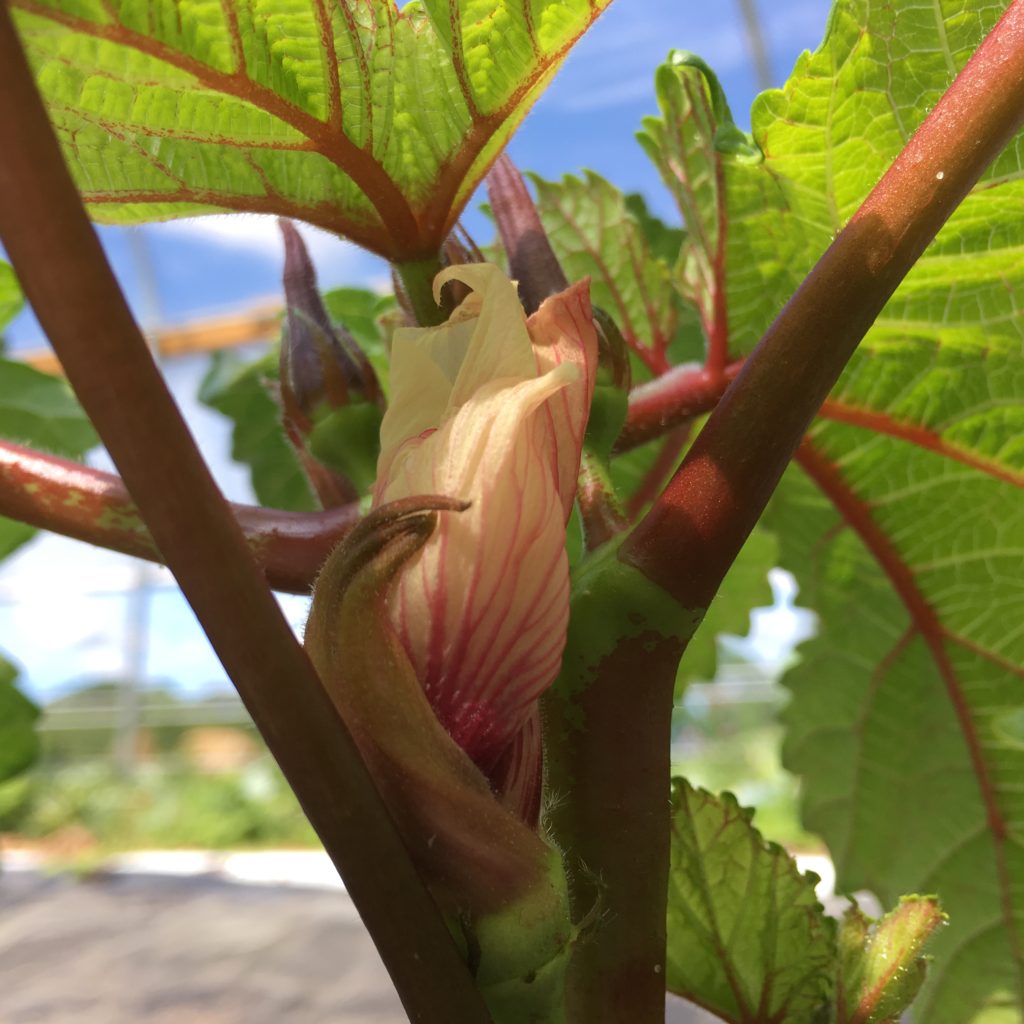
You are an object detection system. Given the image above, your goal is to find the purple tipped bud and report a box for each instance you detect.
[278,219,383,422]
[487,154,568,314]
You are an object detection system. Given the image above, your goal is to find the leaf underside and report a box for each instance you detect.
[666,780,834,1022]
[13,0,612,260]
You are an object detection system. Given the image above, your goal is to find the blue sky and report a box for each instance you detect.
[1,0,829,700]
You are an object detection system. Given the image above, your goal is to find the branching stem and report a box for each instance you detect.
[0,441,358,594]
[0,11,491,1022]
[623,0,1024,606]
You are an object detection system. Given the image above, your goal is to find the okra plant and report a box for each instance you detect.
[0,0,1022,1021]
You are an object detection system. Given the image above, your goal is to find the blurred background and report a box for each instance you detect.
[0,1,830,1020]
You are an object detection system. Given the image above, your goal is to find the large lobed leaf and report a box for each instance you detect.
[630,1,1024,1019]
[12,0,612,260]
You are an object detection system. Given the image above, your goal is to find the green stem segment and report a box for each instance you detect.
[395,256,451,326]
[544,546,698,1023]
[0,12,490,1023]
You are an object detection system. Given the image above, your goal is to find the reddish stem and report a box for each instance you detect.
[624,425,691,519]
[623,0,1024,608]
[622,359,1024,489]
[0,441,357,594]
[0,12,490,1022]
[619,361,742,452]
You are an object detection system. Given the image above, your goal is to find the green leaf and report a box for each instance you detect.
[0,654,39,784]
[200,349,316,512]
[835,897,946,1023]
[636,3,1023,1019]
[638,52,759,364]
[770,433,1024,1023]
[0,358,99,455]
[666,779,834,1022]
[528,170,701,372]
[0,261,24,334]
[0,357,99,558]
[13,0,611,260]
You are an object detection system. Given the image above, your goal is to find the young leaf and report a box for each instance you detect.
[638,52,758,371]
[200,350,317,513]
[12,0,611,260]
[666,780,834,1023]
[0,654,39,783]
[528,170,699,372]
[835,897,946,1024]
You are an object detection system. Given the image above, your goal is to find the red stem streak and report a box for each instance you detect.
[622,360,1024,489]
[795,437,1023,996]
[622,1,1024,607]
[0,442,357,594]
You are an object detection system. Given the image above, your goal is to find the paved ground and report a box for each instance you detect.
[0,868,714,1023]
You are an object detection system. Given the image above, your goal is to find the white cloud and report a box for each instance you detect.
[151,215,386,290]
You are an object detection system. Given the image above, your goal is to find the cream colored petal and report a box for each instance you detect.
[434,264,537,406]
[377,264,538,494]
[527,279,599,519]
[376,365,576,770]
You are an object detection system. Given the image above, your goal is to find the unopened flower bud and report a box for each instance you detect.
[277,220,385,499]
[487,154,569,314]
[278,220,383,416]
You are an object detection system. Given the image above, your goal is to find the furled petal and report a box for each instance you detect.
[527,280,599,521]
[375,369,573,770]
[372,266,598,777]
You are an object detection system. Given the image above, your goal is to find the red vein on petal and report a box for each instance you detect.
[796,437,1023,998]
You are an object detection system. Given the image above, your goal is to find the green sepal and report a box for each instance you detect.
[307,403,384,495]
[834,896,946,1023]
[556,539,699,714]
[470,847,574,1023]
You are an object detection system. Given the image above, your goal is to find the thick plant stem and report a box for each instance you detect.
[623,0,1024,607]
[0,441,358,594]
[547,635,684,1023]
[395,256,450,326]
[543,549,697,1024]
[0,13,491,1023]
[560,5,1024,1021]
